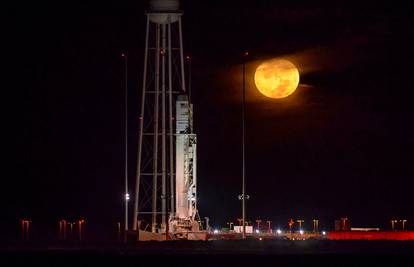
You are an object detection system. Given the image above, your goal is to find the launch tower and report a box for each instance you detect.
[132,0,200,239]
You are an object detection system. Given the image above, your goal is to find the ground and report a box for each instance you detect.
[2,240,414,266]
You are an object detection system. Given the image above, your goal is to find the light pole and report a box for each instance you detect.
[227,222,234,230]
[78,219,85,241]
[402,219,407,231]
[297,220,304,231]
[340,217,349,230]
[122,52,129,233]
[241,51,249,239]
[20,219,31,241]
[69,222,75,239]
[288,218,294,233]
[266,221,272,233]
[255,219,262,232]
[117,222,121,242]
[312,219,319,233]
[59,219,67,240]
[391,219,398,231]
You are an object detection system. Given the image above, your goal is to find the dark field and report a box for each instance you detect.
[2,240,414,266]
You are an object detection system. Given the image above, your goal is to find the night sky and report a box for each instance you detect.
[7,0,414,239]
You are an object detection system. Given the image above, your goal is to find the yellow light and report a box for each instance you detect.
[254,59,299,99]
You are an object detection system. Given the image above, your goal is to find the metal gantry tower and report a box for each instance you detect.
[133,0,197,235]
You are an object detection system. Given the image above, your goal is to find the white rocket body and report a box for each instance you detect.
[175,95,197,221]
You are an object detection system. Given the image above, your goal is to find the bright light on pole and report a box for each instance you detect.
[125,193,130,201]
[276,229,282,234]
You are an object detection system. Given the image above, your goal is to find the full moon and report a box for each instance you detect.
[254,59,300,99]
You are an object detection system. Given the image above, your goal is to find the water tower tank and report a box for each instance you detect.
[148,0,180,24]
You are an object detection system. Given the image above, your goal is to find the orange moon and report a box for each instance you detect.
[254,59,300,99]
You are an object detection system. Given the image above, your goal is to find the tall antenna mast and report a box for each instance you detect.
[122,52,129,233]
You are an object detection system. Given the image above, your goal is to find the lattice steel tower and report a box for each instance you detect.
[133,0,197,234]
